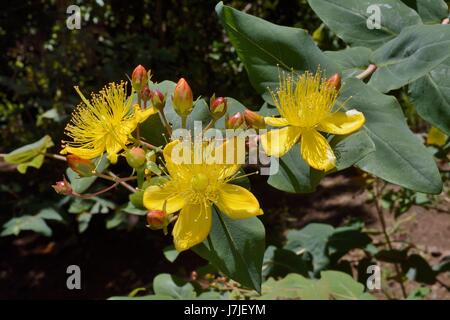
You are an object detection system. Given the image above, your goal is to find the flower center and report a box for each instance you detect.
[191,173,209,192]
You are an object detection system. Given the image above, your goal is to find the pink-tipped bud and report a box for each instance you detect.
[131,65,148,91]
[52,178,72,195]
[146,210,167,230]
[151,89,166,111]
[209,95,227,120]
[66,155,95,177]
[172,78,193,117]
[226,112,245,129]
[326,73,341,91]
[125,147,146,168]
[243,109,265,129]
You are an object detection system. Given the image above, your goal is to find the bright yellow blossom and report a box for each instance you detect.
[260,71,365,171]
[61,82,157,163]
[143,139,263,252]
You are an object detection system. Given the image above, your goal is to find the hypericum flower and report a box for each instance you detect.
[260,71,365,171]
[61,82,157,163]
[143,139,263,252]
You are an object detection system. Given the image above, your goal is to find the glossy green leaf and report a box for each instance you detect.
[409,59,450,135]
[193,207,265,292]
[262,246,312,278]
[163,245,180,263]
[307,0,422,49]
[216,2,339,100]
[152,273,197,299]
[341,78,442,194]
[369,25,450,92]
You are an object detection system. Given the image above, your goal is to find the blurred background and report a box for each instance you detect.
[1,0,448,299]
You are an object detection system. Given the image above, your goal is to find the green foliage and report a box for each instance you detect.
[1,208,62,237]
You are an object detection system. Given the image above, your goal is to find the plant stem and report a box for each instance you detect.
[203,119,217,132]
[44,153,67,161]
[373,178,408,299]
[181,116,187,130]
[107,171,136,193]
[356,64,377,80]
[158,110,172,136]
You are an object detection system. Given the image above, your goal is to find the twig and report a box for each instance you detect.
[107,170,136,193]
[356,64,377,80]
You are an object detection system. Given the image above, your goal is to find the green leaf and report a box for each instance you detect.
[193,208,265,292]
[320,271,375,300]
[37,208,63,221]
[4,135,54,174]
[409,59,450,135]
[215,2,339,100]
[307,0,422,49]
[66,155,109,194]
[163,245,180,263]
[152,274,196,300]
[285,223,334,272]
[407,287,430,300]
[1,215,52,237]
[262,246,312,278]
[433,256,450,274]
[267,145,324,194]
[325,47,372,79]
[77,212,92,233]
[402,254,436,284]
[369,25,450,93]
[401,0,448,24]
[330,130,376,171]
[341,78,442,194]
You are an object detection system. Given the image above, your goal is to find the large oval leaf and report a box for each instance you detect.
[307,0,422,49]
[341,78,442,194]
[369,24,450,93]
[401,0,448,24]
[215,2,339,100]
[193,207,265,292]
[409,59,450,135]
[325,47,372,79]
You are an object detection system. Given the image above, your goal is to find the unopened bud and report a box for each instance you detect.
[225,112,245,129]
[172,78,193,117]
[126,147,146,168]
[52,178,72,195]
[146,210,167,230]
[151,89,166,111]
[326,73,341,91]
[141,86,152,103]
[131,65,148,92]
[244,109,265,129]
[209,95,227,120]
[66,155,95,177]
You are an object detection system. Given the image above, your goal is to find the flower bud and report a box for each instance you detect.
[243,109,265,129]
[225,112,245,129]
[151,89,166,111]
[209,95,227,120]
[66,155,95,177]
[141,86,152,103]
[326,73,341,91]
[52,178,72,195]
[131,65,148,91]
[146,210,167,230]
[125,147,146,168]
[172,78,193,117]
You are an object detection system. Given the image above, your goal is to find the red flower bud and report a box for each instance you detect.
[151,89,166,111]
[52,178,72,195]
[243,109,265,129]
[146,210,167,230]
[125,147,146,168]
[131,65,148,91]
[326,73,341,91]
[209,95,227,120]
[172,78,193,117]
[66,155,95,177]
[141,86,152,103]
[225,112,246,129]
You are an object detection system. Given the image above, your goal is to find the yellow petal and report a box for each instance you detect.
[208,137,242,179]
[300,129,336,171]
[216,184,263,219]
[427,127,447,146]
[173,203,212,252]
[62,145,104,160]
[260,126,302,157]
[143,184,185,214]
[317,109,365,135]
[134,104,158,124]
[264,117,289,127]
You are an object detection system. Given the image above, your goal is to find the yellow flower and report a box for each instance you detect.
[143,139,263,252]
[61,81,157,163]
[260,71,365,171]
